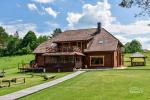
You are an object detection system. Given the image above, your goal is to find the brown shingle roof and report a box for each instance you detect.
[53,28,96,42]
[33,28,123,53]
[84,28,121,52]
[33,39,53,53]
[43,52,85,56]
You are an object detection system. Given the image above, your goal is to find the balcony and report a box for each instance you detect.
[46,47,82,53]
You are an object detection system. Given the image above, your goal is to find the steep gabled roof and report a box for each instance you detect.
[33,39,53,54]
[53,28,95,42]
[84,28,122,52]
[33,28,123,53]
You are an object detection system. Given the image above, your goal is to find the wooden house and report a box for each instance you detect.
[34,23,124,72]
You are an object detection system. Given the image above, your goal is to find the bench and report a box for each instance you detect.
[43,75,56,80]
[1,77,25,87]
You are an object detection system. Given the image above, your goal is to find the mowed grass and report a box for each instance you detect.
[21,70,150,100]
[0,55,71,95]
[0,71,71,96]
[0,54,35,70]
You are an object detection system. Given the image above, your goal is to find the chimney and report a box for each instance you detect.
[97,22,101,33]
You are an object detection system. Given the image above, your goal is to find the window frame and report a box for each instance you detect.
[90,56,104,66]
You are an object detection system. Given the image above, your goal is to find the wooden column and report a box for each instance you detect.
[81,41,82,52]
[131,58,133,66]
[144,57,146,66]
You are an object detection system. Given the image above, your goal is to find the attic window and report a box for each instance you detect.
[99,40,104,44]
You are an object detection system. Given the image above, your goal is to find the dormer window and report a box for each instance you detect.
[99,40,107,44]
[99,40,104,44]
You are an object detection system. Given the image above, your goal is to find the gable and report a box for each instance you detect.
[84,28,121,52]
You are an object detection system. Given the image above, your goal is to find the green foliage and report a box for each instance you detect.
[21,31,38,50]
[37,36,49,44]
[0,26,8,45]
[119,0,150,17]
[6,35,21,55]
[0,26,50,56]
[124,40,142,53]
[52,28,62,37]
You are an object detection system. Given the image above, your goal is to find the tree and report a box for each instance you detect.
[6,35,21,55]
[37,35,48,44]
[52,28,62,37]
[0,26,8,48]
[21,31,37,51]
[124,40,142,53]
[130,40,142,53]
[119,0,150,17]
[124,42,131,53]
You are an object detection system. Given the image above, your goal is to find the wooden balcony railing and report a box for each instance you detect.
[46,47,82,53]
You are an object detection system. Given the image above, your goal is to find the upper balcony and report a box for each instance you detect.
[46,47,82,53]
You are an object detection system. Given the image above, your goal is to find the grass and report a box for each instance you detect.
[1,53,150,99]
[0,70,71,96]
[20,52,150,100]
[21,70,150,100]
[0,54,71,96]
[0,54,34,70]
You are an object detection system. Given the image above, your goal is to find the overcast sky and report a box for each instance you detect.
[0,0,150,49]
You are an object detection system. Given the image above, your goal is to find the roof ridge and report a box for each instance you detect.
[64,28,96,32]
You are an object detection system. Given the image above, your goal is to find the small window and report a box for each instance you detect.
[90,56,104,66]
[99,40,104,44]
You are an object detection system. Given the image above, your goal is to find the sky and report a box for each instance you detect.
[0,0,150,49]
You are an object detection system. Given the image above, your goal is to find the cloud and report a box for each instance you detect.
[66,13,83,28]
[66,0,115,28]
[108,20,150,35]
[66,0,150,49]
[45,21,60,28]
[33,0,55,4]
[27,3,37,11]
[45,7,57,18]
[0,21,50,38]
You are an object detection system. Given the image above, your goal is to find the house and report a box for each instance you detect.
[34,23,124,72]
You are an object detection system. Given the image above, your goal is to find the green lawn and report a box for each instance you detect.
[0,54,71,95]
[20,52,150,100]
[0,70,71,96]
[21,70,150,100]
[1,53,150,99]
[0,54,34,70]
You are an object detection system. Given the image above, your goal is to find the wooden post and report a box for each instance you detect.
[81,41,82,52]
[8,80,11,87]
[24,78,25,83]
[131,58,133,66]
[144,57,146,66]
[74,55,76,68]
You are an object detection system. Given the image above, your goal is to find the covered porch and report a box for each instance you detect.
[42,52,85,72]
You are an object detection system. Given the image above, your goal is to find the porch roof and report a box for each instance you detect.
[130,52,146,58]
[43,52,85,56]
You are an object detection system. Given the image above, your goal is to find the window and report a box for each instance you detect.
[90,56,104,66]
[99,40,104,44]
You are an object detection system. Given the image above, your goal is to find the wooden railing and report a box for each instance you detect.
[46,47,82,53]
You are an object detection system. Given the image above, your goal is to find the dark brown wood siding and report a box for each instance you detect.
[36,54,44,66]
[84,51,114,68]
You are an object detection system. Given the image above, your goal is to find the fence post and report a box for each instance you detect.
[8,81,11,87]
[24,78,25,83]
